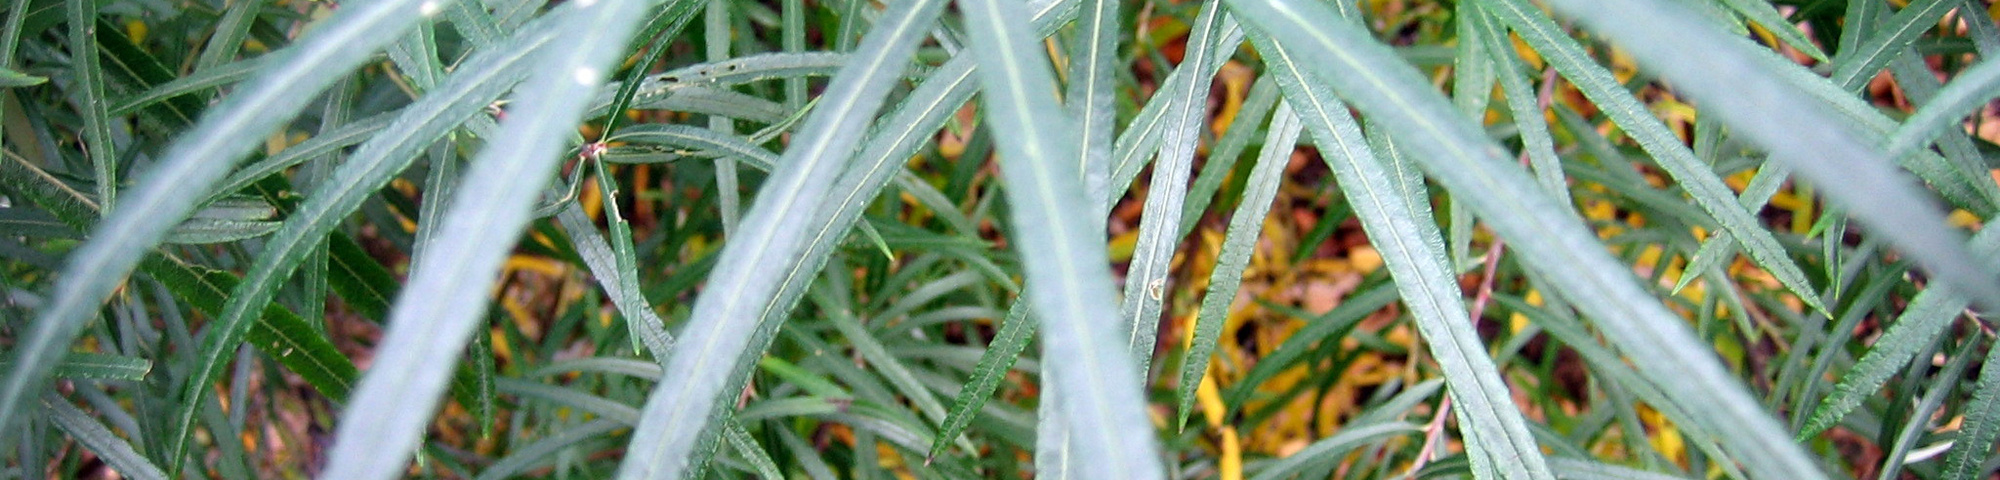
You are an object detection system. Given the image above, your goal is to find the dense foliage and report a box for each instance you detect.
[3,0,2000,478]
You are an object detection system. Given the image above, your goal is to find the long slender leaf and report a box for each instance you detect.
[0,353,148,381]
[1247,422,1422,480]
[1251,20,1551,477]
[67,0,114,212]
[473,419,624,480]
[646,0,1081,472]
[1875,334,1975,480]
[1175,104,1294,430]
[929,299,1032,460]
[1884,57,2000,159]
[1066,0,1119,216]
[1222,0,1827,477]
[1829,0,1957,92]
[159,12,573,472]
[0,0,451,435]
[1800,226,2000,438]
[1712,0,1828,62]
[1542,0,2000,310]
[1119,0,1233,378]
[616,1,946,477]
[44,395,165,480]
[1467,2,1564,204]
[957,0,1163,476]
[1177,74,1280,237]
[1482,0,1828,316]
[320,0,668,475]
[1944,332,2000,480]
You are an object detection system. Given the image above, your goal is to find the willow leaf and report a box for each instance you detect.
[320,0,668,475]
[44,395,165,480]
[1175,104,1295,431]
[158,13,568,472]
[68,0,115,211]
[1829,0,1957,92]
[958,0,1163,476]
[1119,0,1234,379]
[1944,333,2000,479]
[1713,0,1827,62]
[1548,0,2000,304]
[1483,0,1828,316]
[929,300,1033,460]
[616,1,946,477]
[1252,21,1551,478]
[1226,0,1827,477]
[1800,226,2000,438]
[1884,57,2000,160]
[1066,0,1120,215]
[0,0,451,435]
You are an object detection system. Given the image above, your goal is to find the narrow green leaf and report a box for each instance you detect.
[1120,1,1234,378]
[159,14,568,473]
[1468,2,1565,204]
[1885,57,2000,159]
[595,2,703,137]
[1801,226,2000,438]
[321,0,668,475]
[161,218,280,244]
[67,0,114,212]
[206,113,395,202]
[1177,74,1281,237]
[0,0,454,436]
[1224,282,1398,411]
[1944,333,2000,480]
[781,0,804,109]
[625,85,792,122]
[608,52,848,109]
[1483,0,1828,316]
[1225,0,1827,477]
[473,419,624,480]
[1175,104,1295,431]
[0,207,77,238]
[194,0,261,70]
[958,0,1163,476]
[0,66,43,86]
[1548,457,1695,480]
[497,376,641,423]
[1247,422,1423,480]
[1544,0,2000,324]
[44,395,165,480]
[558,200,675,361]
[1670,162,1792,296]
[0,353,148,381]
[721,420,784,480]
[1104,26,1244,206]
[1830,0,1956,92]
[1886,53,1996,223]
[1712,0,1828,62]
[1066,0,1120,214]
[607,124,782,170]
[617,1,947,477]
[930,299,1033,460]
[1252,20,1551,477]
[1875,335,1976,480]
[106,55,270,116]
